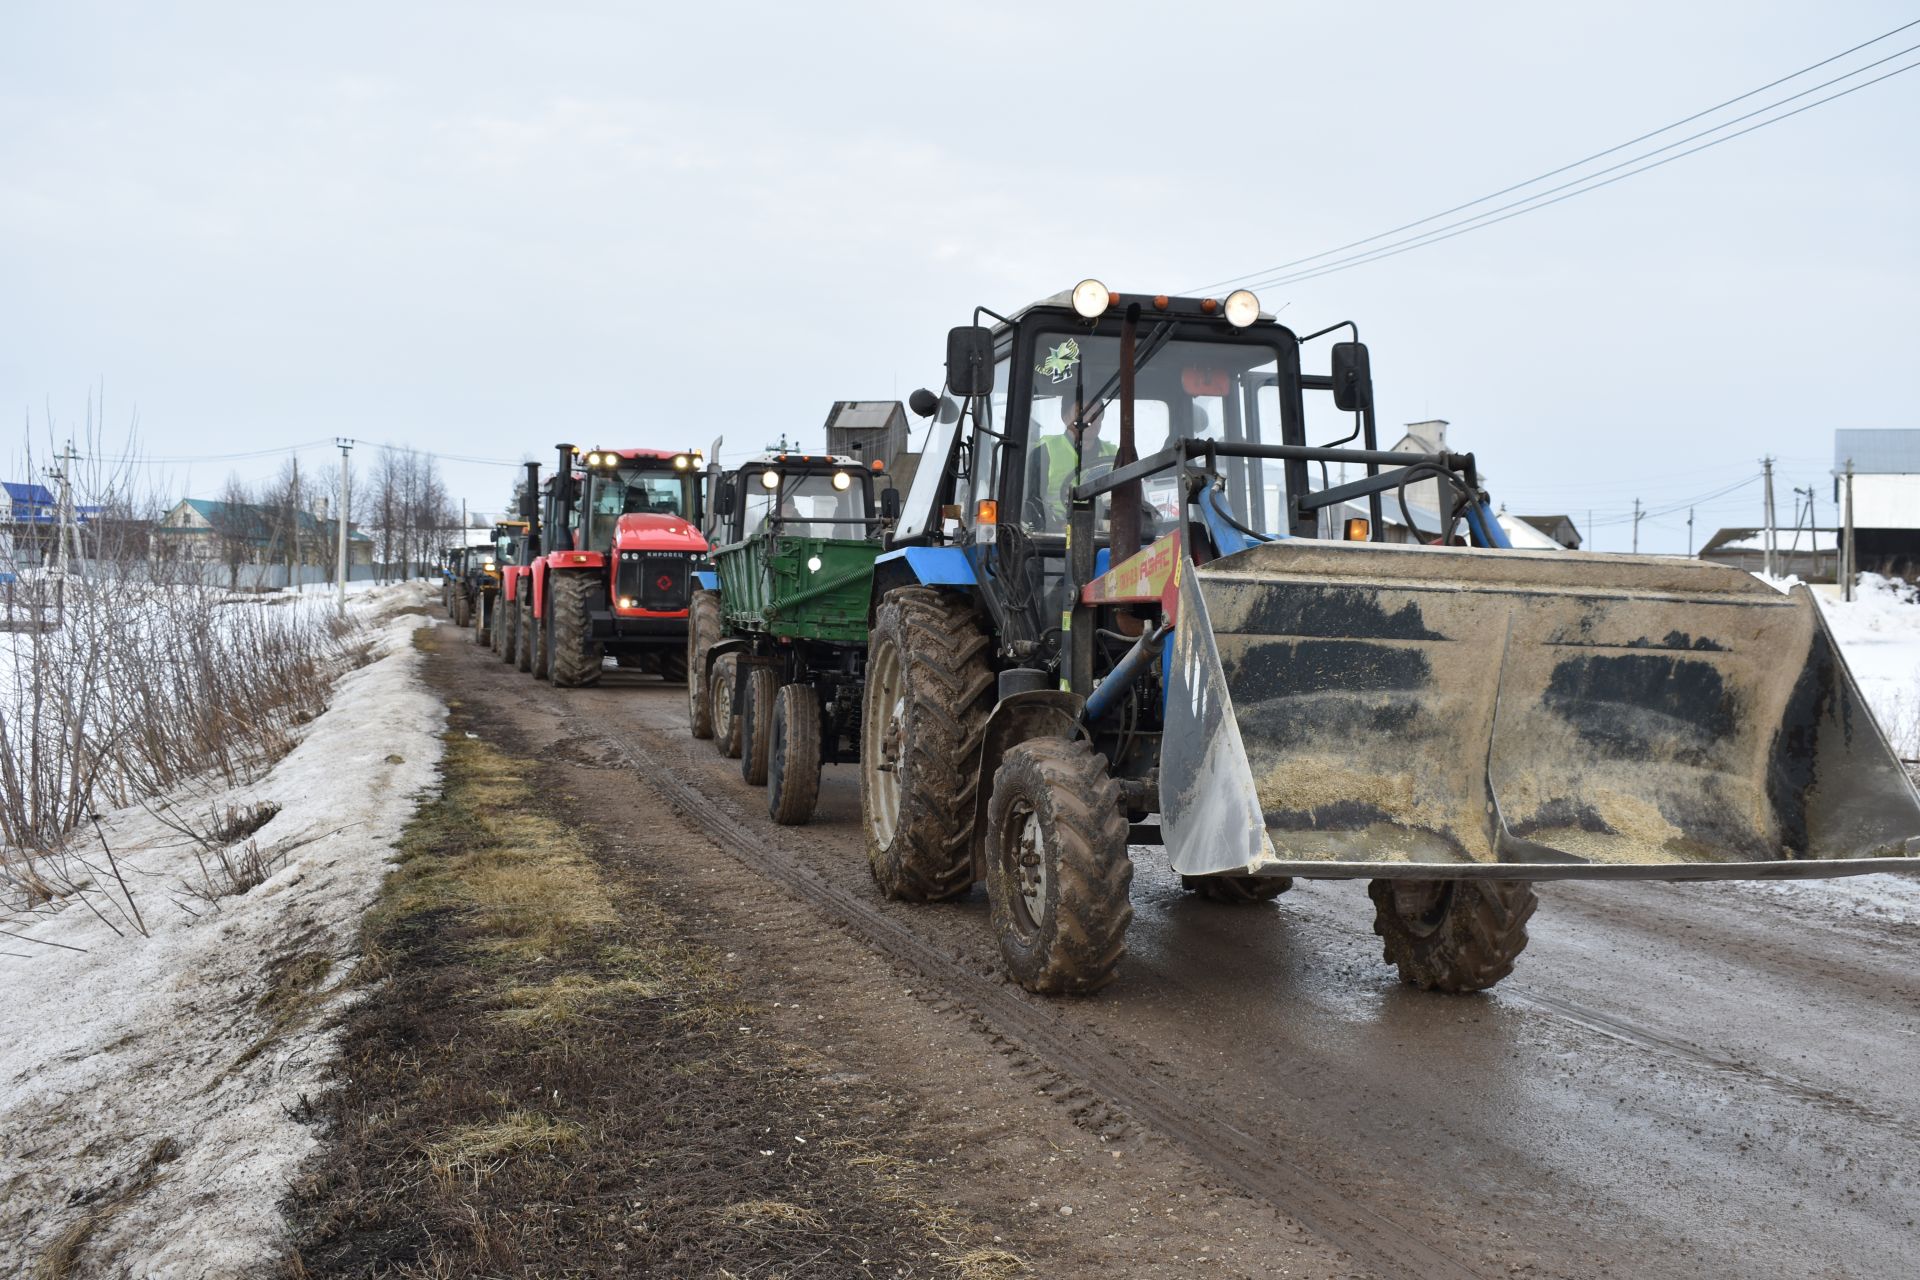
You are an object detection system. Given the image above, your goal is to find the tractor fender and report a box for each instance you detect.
[872,545,975,606]
[967,689,1086,882]
[702,635,751,685]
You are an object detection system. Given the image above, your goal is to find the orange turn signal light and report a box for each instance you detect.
[1344,518,1371,542]
[870,459,885,471]
[975,499,999,525]
[1200,297,1219,313]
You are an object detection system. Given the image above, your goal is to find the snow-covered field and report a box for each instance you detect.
[0,585,444,1276]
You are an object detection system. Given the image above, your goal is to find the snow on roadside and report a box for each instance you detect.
[0,586,445,1277]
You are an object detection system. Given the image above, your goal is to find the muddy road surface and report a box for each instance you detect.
[448,634,1920,1280]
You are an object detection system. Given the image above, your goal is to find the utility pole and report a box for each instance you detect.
[1586,508,1593,553]
[1761,455,1777,579]
[45,439,79,622]
[336,438,353,617]
[1687,507,1695,557]
[1631,497,1643,554]
[287,453,301,590]
[1842,457,1856,603]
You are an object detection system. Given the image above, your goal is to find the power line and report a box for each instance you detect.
[1189,21,1920,294]
[1233,56,1920,293]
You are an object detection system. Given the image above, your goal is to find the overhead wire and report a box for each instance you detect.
[1235,55,1920,292]
[1187,20,1920,294]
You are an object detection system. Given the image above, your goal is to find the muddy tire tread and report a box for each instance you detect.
[712,655,743,758]
[768,683,822,825]
[1368,878,1537,993]
[863,587,995,902]
[740,664,777,785]
[985,737,1133,994]
[548,571,604,687]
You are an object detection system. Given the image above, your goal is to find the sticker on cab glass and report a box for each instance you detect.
[1036,339,1081,384]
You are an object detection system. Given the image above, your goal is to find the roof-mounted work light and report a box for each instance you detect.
[759,469,782,490]
[1071,278,1112,319]
[1224,289,1261,328]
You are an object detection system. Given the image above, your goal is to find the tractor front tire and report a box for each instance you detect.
[740,664,778,786]
[515,598,534,673]
[475,594,492,646]
[712,655,742,758]
[684,595,720,740]
[548,573,603,687]
[1181,874,1293,904]
[490,596,505,655]
[530,601,549,681]
[861,588,994,902]
[451,588,471,629]
[984,738,1133,995]
[767,683,822,825]
[1368,878,1537,993]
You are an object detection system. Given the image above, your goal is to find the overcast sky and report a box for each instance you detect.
[3,1,1915,552]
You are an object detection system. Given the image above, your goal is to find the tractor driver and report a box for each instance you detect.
[1029,394,1117,529]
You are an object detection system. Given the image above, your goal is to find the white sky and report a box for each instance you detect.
[3,1,1915,553]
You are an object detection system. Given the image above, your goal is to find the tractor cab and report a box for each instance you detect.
[711,453,882,547]
[572,448,704,553]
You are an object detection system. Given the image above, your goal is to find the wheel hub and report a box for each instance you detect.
[1011,804,1049,934]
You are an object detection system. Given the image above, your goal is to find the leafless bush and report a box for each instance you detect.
[181,838,285,906]
[0,409,366,920]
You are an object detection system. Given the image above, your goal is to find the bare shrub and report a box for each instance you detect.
[0,410,367,922]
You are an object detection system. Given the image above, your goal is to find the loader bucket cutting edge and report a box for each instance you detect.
[1159,540,1920,881]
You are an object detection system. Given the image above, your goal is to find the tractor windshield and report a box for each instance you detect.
[1020,330,1290,537]
[742,468,870,540]
[584,468,692,549]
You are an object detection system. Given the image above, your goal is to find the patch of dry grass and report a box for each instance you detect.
[422,1112,582,1180]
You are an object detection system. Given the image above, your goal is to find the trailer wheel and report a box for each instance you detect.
[712,655,742,758]
[984,738,1133,995]
[1367,878,1536,993]
[861,588,994,902]
[548,572,603,687]
[767,683,822,825]
[740,665,778,785]
[1181,874,1293,904]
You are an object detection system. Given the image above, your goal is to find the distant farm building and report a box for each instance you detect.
[154,498,373,566]
[1833,428,1920,580]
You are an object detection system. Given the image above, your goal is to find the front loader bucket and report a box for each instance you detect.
[1160,540,1920,881]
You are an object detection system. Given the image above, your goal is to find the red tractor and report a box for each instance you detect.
[505,443,708,687]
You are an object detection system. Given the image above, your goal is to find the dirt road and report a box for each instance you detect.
[447,633,1920,1280]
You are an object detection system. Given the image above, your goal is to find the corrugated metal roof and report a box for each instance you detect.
[1833,428,1920,474]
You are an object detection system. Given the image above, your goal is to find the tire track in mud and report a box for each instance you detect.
[593,718,1490,1280]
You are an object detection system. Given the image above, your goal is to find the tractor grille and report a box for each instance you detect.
[618,550,692,612]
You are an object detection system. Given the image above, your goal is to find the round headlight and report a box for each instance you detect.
[1224,289,1260,328]
[673,454,690,470]
[1071,278,1112,319]
[806,555,822,572]
[760,469,781,490]
[482,560,496,571]
[831,470,851,491]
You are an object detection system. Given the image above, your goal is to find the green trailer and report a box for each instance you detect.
[687,452,894,824]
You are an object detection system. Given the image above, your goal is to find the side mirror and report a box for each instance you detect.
[1330,341,1373,413]
[880,487,900,520]
[908,387,941,418]
[945,325,995,397]
[717,486,736,516]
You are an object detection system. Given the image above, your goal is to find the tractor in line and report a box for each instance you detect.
[686,451,896,823]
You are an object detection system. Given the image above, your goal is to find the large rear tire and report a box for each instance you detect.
[548,572,604,688]
[984,738,1133,995]
[739,664,778,786]
[1368,878,1536,993]
[515,597,534,673]
[712,655,742,758]
[474,592,492,646]
[497,594,516,661]
[768,683,822,825]
[1181,874,1293,904]
[529,596,549,681]
[451,588,471,629]
[861,588,994,902]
